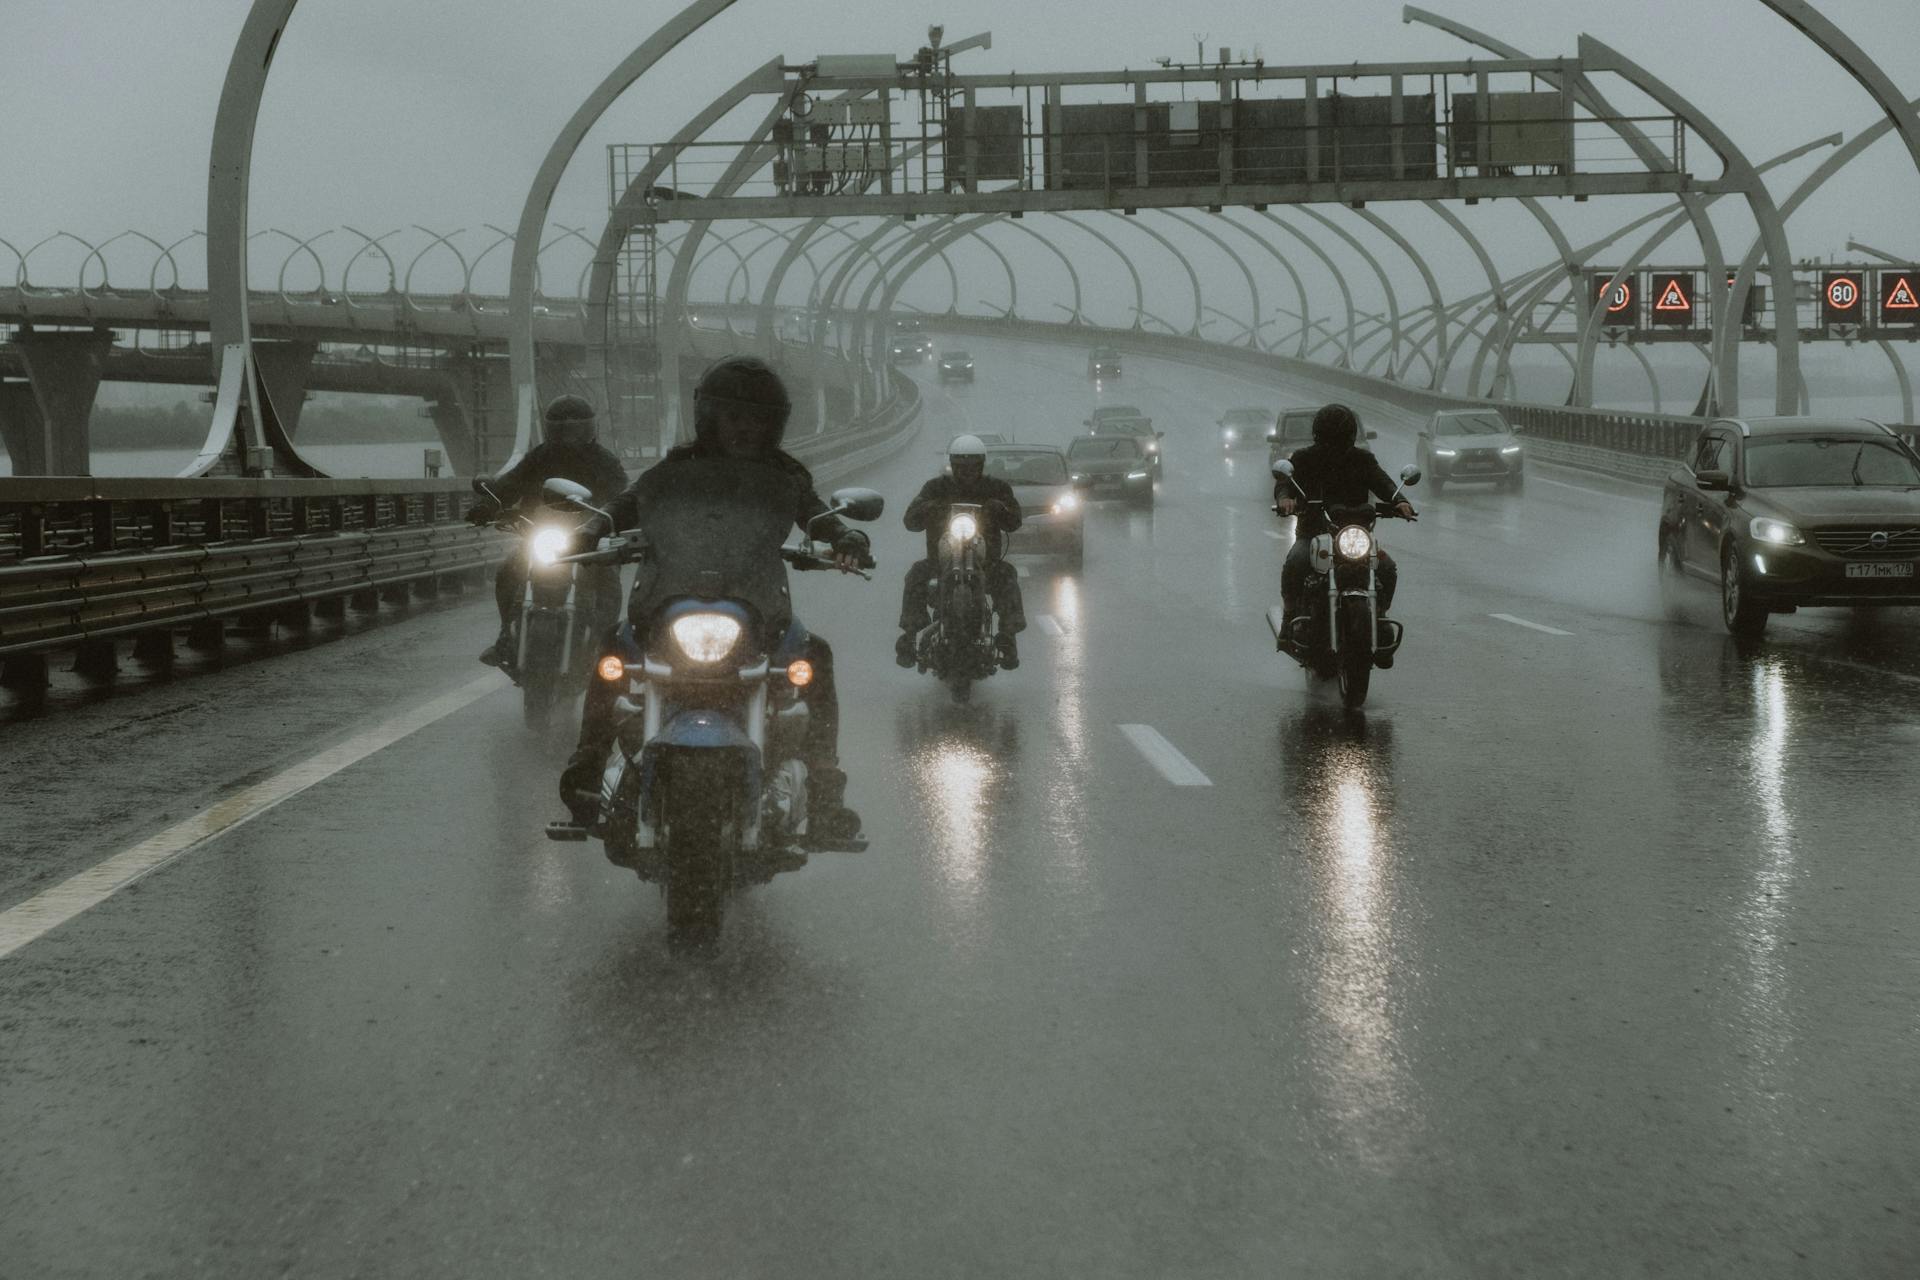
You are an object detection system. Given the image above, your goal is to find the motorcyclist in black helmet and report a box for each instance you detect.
[896,433,1027,669]
[1275,403,1414,665]
[467,394,628,667]
[558,356,871,841]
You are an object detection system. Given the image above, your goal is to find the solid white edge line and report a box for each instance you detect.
[1118,724,1213,787]
[0,675,502,961]
[1489,612,1574,636]
[1036,615,1064,637]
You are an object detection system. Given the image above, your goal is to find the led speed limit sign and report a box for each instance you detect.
[1591,271,1637,328]
[1822,271,1865,324]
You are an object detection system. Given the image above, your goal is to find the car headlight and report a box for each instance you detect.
[1223,429,1237,442]
[669,612,743,664]
[1126,470,1149,480]
[529,526,571,566]
[1070,473,1083,482]
[1750,517,1804,546]
[1146,443,1159,454]
[1052,493,1080,514]
[948,512,979,540]
[1334,525,1374,561]
[1501,445,1522,455]
[1434,447,1458,457]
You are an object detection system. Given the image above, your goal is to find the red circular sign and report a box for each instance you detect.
[1827,277,1861,309]
[1604,282,1632,312]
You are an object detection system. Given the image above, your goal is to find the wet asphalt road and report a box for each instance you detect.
[4,337,1919,1277]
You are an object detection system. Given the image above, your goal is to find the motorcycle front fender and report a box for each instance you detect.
[637,710,764,834]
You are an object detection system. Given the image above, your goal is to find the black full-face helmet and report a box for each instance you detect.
[542,394,597,446]
[1311,402,1361,450]
[693,355,792,450]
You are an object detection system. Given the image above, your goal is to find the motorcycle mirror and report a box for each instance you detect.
[1365,429,1379,441]
[470,476,493,494]
[1399,465,1423,487]
[542,478,592,504]
[823,487,885,522]
[1272,459,1295,479]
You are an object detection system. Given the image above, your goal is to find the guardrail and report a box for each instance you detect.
[0,477,496,689]
[0,354,921,692]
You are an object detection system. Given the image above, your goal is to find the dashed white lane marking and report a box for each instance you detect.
[1490,612,1574,636]
[0,675,502,961]
[1118,724,1214,787]
[1036,615,1065,637]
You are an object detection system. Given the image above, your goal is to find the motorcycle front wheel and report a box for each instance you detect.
[663,809,726,952]
[521,665,558,731]
[1337,644,1372,708]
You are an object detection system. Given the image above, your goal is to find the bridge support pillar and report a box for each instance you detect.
[253,341,317,439]
[432,354,514,476]
[0,328,113,475]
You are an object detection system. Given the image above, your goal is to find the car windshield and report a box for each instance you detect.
[1277,413,1316,437]
[1744,436,1920,487]
[985,452,1069,484]
[1068,438,1141,459]
[1093,348,1119,359]
[1436,413,1508,436]
[1223,410,1269,426]
[1093,421,1150,437]
[943,351,970,361]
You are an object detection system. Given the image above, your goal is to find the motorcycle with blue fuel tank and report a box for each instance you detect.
[539,478,882,950]
[1266,458,1421,709]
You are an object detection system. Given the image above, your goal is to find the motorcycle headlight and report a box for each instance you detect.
[1334,525,1374,561]
[669,612,743,664]
[1750,517,1804,546]
[1052,493,1080,514]
[948,513,979,541]
[529,526,571,566]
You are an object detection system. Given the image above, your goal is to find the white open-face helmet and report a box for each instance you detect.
[948,434,987,461]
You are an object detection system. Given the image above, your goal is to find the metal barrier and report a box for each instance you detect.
[0,478,498,669]
[0,360,921,680]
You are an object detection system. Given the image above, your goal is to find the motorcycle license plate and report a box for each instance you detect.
[1845,562,1915,578]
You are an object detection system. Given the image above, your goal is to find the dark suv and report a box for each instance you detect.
[1658,416,1920,636]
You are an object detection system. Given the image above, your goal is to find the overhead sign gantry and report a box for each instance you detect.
[615,47,1733,225]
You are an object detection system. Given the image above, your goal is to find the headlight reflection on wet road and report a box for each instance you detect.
[1300,741,1423,1171]
[1736,658,1802,1134]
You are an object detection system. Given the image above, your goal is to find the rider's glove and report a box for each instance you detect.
[834,529,875,568]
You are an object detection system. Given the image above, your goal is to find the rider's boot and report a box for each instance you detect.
[994,630,1019,670]
[1374,615,1397,669]
[807,765,864,848]
[479,622,515,669]
[558,742,607,826]
[894,629,917,669]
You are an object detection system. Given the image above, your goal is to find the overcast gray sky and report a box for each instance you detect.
[3,0,1916,322]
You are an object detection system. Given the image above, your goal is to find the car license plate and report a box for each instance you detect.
[1846,562,1915,578]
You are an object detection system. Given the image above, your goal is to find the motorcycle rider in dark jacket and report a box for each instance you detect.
[1275,403,1415,663]
[896,433,1027,670]
[467,394,628,667]
[558,356,871,841]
